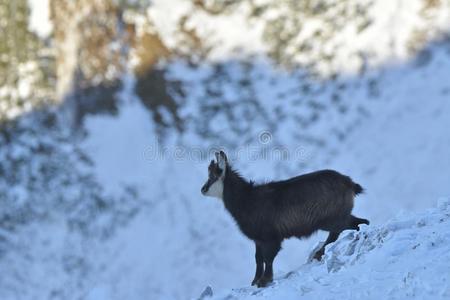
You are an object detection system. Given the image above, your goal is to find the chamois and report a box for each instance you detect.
[201,151,369,288]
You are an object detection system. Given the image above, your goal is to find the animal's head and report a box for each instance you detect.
[201,151,228,199]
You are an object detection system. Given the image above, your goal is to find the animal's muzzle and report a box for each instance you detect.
[201,183,209,195]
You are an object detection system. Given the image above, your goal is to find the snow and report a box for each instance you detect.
[78,11,450,299]
[208,198,450,299]
[146,0,193,49]
[81,79,255,299]
[3,0,450,299]
[78,41,450,298]
[147,0,266,61]
[27,0,53,39]
[324,47,450,224]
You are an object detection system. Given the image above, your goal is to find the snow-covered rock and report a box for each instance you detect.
[208,198,450,299]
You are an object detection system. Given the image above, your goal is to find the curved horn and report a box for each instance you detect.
[215,152,220,162]
[216,150,227,169]
[219,150,228,163]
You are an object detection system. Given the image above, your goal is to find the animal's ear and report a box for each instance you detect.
[208,160,215,169]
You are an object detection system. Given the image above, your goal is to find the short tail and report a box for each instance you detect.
[353,182,364,195]
[351,215,370,230]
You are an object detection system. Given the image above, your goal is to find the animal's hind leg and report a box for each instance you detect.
[251,243,264,286]
[348,215,370,231]
[256,240,281,288]
[313,231,340,261]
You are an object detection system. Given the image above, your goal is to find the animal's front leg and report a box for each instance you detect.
[256,241,281,288]
[313,231,340,260]
[251,243,264,286]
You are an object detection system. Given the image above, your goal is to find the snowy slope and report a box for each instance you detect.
[82,83,256,300]
[5,1,449,299]
[79,43,450,299]
[206,198,450,300]
[323,44,450,224]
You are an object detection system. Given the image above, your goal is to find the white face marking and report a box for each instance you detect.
[204,176,224,199]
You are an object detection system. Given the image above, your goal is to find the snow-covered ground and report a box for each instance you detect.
[3,0,450,299]
[79,43,450,299]
[323,44,450,224]
[207,198,450,300]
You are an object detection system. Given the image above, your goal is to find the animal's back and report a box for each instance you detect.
[263,169,355,200]
[256,170,360,237]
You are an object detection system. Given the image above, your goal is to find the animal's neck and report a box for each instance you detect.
[222,167,253,219]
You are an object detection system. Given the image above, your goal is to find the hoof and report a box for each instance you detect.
[313,250,324,261]
[251,278,259,286]
[256,276,273,288]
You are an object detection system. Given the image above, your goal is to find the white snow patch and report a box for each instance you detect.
[209,198,450,299]
[27,0,53,39]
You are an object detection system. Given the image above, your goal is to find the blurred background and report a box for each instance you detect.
[1,0,450,299]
